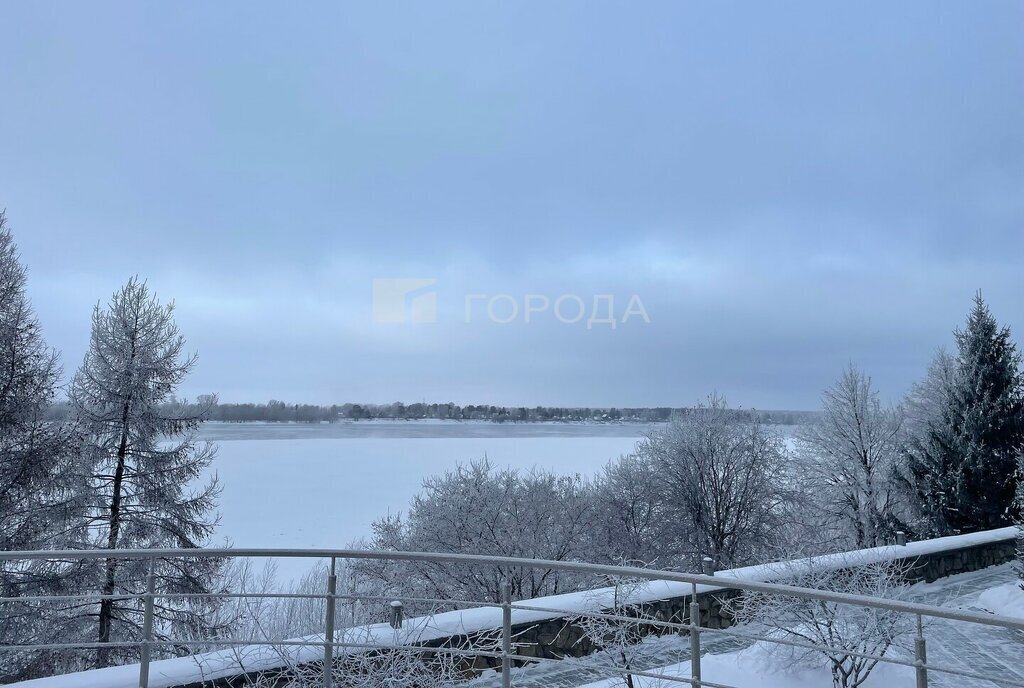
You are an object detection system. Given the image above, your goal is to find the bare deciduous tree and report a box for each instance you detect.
[796,365,904,548]
[590,455,666,568]
[640,395,790,569]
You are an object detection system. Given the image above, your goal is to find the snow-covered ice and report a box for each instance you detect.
[203,424,643,580]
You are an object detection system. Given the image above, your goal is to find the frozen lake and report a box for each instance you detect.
[198,422,649,581]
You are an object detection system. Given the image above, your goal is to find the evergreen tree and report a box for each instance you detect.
[903,294,1024,535]
[70,277,225,667]
[0,213,89,681]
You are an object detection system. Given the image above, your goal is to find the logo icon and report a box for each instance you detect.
[372,278,438,323]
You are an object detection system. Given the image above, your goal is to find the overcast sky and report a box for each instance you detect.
[1,2,1021,410]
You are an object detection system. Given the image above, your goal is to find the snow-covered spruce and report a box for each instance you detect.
[900,293,1024,537]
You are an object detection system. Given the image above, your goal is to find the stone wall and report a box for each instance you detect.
[906,537,1017,583]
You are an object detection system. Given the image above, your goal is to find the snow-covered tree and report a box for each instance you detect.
[903,350,958,440]
[724,557,914,688]
[572,576,659,688]
[639,395,790,569]
[796,365,903,548]
[250,641,463,688]
[218,558,382,645]
[70,277,224,667]
[361,459,595,606]
[0,214,90,681]
[901,294,1024,535]
[589,454,666,568]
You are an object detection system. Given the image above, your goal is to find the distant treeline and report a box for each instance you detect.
[45,398,816,425]
[175,399,817,425]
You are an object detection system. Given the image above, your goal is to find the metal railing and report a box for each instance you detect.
[1,546,1023,688]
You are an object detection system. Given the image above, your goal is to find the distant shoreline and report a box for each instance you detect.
[195,418,802,441]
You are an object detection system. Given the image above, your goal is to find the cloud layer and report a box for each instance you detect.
[2,1,1021,408]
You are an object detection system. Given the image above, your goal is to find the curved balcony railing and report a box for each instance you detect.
[1,544,1023,688]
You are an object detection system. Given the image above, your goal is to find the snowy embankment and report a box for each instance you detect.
[978,579,1024,618]
[11,527,1019,688]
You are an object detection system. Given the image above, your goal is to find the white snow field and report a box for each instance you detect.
[199,422,646,581]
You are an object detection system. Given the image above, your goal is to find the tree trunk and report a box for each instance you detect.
[96,400,130,668]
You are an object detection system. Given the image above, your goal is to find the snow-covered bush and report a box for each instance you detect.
[360,459,597,607]
[571,575,658,688]
[211,556,392,645]
[248,642,464,688]
[723,556,914,688]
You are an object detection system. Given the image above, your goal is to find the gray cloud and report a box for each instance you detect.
[2,1,1021,409]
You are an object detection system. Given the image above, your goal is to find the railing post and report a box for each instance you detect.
[701,556,715,576]
[690,582,701,688]
[896,531,907,546]
[138,557,155,688]
[323,557,337,688]
[501,581,512,688]
[915,614,928,688]
[389,600,404,629]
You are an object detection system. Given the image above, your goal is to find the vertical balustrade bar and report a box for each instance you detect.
[915,614,928,688]
[323,557,337,688]
[138,558,155,688]
[501,581,512,688]
[689,582,701,688]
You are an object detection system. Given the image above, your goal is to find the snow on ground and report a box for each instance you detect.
[574,643,915,688]
[977,580,1024,619]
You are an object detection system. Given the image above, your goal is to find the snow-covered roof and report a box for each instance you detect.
[11,526,1017,688]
